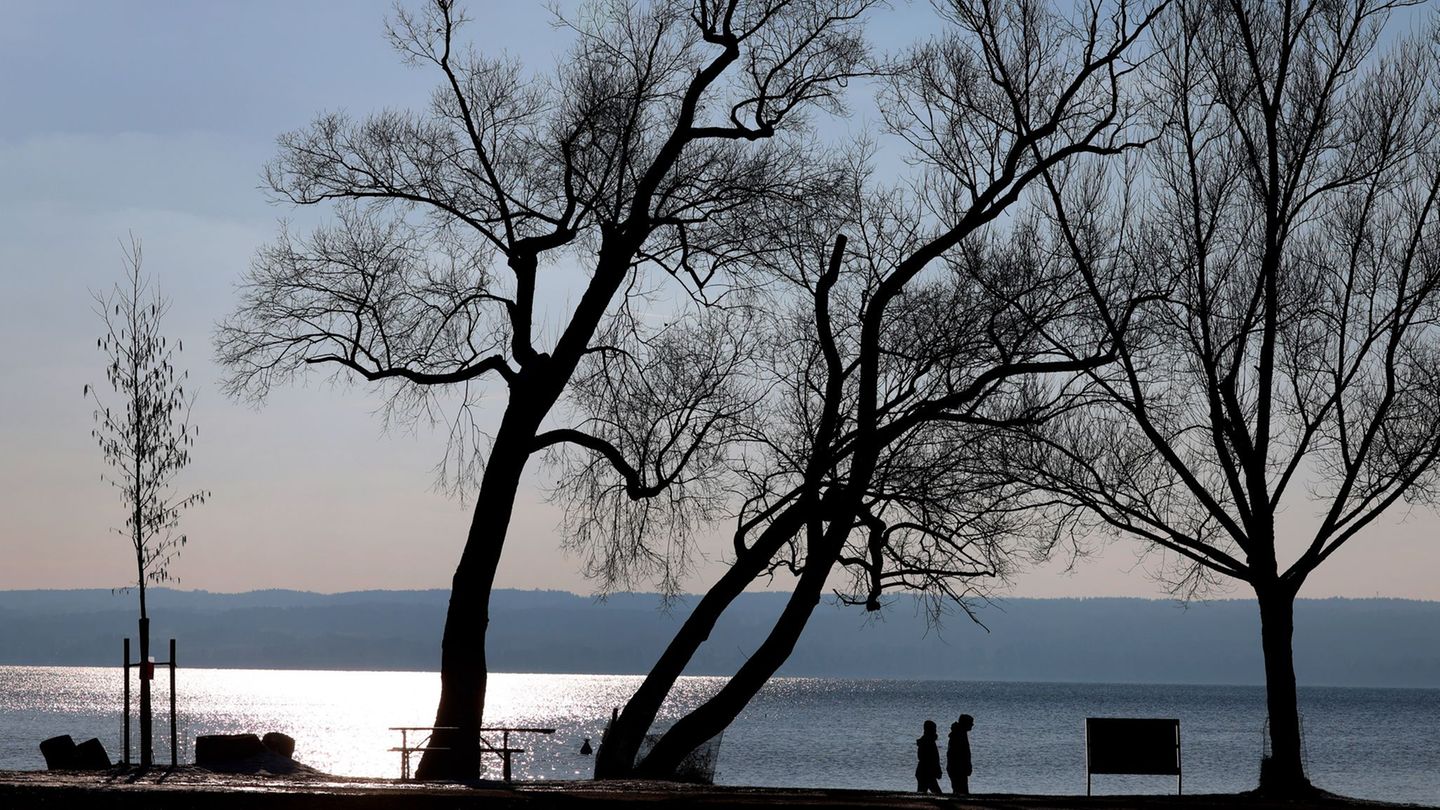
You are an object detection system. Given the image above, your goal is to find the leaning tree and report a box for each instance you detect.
[1009,0,1440,794]
[216,0,875,779]
[569,0,1161,777]
[86,237,207,769]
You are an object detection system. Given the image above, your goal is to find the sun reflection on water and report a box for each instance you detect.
[3,666,1437,803]
[0,668,719,780]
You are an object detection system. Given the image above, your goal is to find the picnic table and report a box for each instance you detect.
[389,725,556,781]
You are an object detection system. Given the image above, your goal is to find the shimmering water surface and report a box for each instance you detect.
[1,667,1435,804]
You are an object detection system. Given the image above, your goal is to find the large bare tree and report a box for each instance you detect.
[216,0,874,779]
[1009,0,1440,794]
[577,0,1161,777]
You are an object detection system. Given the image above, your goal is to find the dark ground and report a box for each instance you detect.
[1,769,1434,810]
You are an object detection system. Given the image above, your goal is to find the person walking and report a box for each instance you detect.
[915,720,944,794]
[947,714,974,795]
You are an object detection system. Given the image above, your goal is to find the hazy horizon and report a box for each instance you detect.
[3,583,1438,604]
[5,588,1438,688]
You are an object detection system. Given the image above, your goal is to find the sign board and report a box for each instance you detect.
[1085,717,1181,794]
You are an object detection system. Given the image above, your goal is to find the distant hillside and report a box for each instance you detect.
[0,589,1436,687]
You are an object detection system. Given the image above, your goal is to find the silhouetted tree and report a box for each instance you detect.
[215,0,874,779]
[85,237,207,769]
[585,0,1160,777]
[544,304,766,597]
[1008,0,1440,795]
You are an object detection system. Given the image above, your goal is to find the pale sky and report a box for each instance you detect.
[1,1,1436,601]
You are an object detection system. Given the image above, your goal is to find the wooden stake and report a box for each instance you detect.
[169,638,178,768]
[123,637,131,768]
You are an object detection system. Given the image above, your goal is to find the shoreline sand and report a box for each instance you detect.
[2,769,1434,810]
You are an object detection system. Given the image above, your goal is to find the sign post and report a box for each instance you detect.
[1085,717,1182,795]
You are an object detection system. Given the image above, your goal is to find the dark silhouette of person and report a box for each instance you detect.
[580,737,592,755]
[948,713,974,795]
[915,719,943,794]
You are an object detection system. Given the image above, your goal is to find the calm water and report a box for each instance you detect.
[0,666,1435,803]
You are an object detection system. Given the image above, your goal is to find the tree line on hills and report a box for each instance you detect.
[3,589,1436,688]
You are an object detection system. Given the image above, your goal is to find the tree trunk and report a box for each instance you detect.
[415,393,546,781]
[411,566,494,780]
[138,615,152,769]
[136,465,151,769]
[413,251,634,781]
[593,507,804,778]
[1254,584,1313,796]
[633,531,839,778]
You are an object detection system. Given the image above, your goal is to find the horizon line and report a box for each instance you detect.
[0,586,1436,605]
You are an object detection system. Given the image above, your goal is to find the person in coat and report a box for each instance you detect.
[915,719,943,794]
[947,713,974,795]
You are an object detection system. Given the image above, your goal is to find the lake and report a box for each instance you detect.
[0,666,1435,803]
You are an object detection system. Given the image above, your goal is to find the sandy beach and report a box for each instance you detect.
[2,769,1434,810]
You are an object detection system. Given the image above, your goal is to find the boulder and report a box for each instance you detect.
[261,732,295,759]
[72,738,110,770]
[39,735,76,770]
[196,732,319,775]
[195,733,267,767]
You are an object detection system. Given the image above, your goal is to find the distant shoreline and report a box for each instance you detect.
[4,585,1437,602]
[2,589,1437,687]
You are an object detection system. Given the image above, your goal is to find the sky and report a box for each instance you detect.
[1,1,1437,601]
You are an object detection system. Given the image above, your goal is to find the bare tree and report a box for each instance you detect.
[546,305,765,598]
[1008,0,1440,794]
[215,0,874,780]
[583,0,1160,777]
[86,237,207,770]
